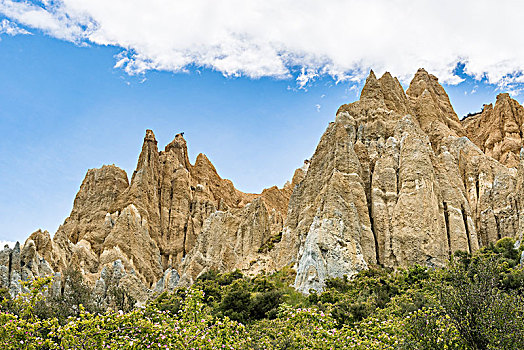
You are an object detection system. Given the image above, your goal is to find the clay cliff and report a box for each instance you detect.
[462,93,524,168]
[2,68,524,300]
[1,131,291,301]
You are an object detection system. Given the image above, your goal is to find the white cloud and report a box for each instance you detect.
[0,0,89,41]
[1,0,524,87]
[0,18,30,35]
[296,67,318,90]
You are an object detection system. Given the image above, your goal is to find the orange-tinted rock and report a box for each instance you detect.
[462,93,524,168]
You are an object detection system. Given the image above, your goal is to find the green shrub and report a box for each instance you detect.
[1,237,523,349]
[439,255,524,350]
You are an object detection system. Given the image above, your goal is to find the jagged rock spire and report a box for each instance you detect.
[378,71,410,115]
[360,70,384,101]
[407,68,464,132]
[132,129,160,182]
[341,69,411,117]
[164,132,191,169]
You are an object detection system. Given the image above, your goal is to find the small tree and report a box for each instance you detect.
[439,256,524,350]
[218,279,252,323]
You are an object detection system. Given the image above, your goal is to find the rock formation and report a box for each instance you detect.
[0,238,54,297]
[278,69,521,293]
[462,93,524,168]
[1,130,291,303]
[2,68,524,300]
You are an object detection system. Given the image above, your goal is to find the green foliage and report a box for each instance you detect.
[250,289,283,320]
[440,246,524,350]
[148,289,186,314]
[217,269,243,286]
[1,237,523,349]
[0,280,247,349]
[403,307,467,349]
[308,264,434,328]
[0,287,14,314]
[186,267,304,324]
[257,231,283,253]
[218,279,252,323]
[33,268,101,324]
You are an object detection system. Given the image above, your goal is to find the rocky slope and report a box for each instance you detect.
[2,68,524,300]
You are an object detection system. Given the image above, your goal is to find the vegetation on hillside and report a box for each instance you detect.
[0,237,523,349]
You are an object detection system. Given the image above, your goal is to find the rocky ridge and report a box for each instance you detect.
[1,132,291,302]
[2,68,524,301]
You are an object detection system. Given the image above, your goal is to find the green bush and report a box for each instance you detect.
[1,236,523,349]
[439,252,524,349]
[218,279,252,323]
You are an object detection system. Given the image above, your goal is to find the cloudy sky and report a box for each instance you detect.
[1,0,523,243]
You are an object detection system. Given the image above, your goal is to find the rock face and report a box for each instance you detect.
[0,238,54,297]
[278,69,521,293]
[4,131,291,302]
[462,93,524,168]
[5,68,524,299]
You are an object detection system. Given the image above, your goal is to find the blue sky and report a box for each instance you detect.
[1,1,524,244]
[0,32,352,243]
